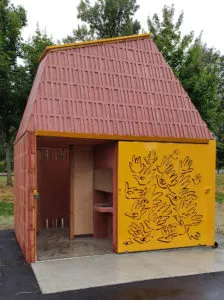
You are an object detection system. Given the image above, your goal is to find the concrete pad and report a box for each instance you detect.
[36,229,113,261]
[32,247,224,294]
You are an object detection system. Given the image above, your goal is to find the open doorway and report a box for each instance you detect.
[36,137,116,261]
[36,146,70,260]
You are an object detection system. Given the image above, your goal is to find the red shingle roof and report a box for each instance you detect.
[16,34,212,142]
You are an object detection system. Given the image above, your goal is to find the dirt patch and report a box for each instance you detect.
[0,215,14,229]
[0,185,14,203]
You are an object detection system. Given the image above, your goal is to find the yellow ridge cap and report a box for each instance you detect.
[39,33,150,61]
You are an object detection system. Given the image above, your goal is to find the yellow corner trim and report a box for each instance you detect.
[39,33,150,61]
[35,130,210,144]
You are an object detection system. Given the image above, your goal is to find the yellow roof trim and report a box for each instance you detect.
[39,33,150,61]
[35,130,210,144]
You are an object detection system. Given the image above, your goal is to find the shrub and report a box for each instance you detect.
[0,161,7,173]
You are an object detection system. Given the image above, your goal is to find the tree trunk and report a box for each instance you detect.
[6,143,12,186]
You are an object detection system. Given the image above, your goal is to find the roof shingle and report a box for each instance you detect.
[16,34,212,142]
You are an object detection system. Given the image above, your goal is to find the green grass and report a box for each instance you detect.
[0,176,14,204]
[0,175,14,186]
[216,191,224,203]
[0,202,14,216]
[0,176,7,186]
[216,174,224,188]
[0,176,14,229]
[216,174,224,203]
[0,176,14,228]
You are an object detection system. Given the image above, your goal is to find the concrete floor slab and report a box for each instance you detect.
[3,230,224,299]
[36,228,113,260]
[32,246,224,294]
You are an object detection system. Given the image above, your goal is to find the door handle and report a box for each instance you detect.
[33,190,40,200]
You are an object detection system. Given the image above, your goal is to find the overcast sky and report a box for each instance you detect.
[11,0,224,54]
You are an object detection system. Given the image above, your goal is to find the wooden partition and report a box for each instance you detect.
[70,146,93,238]
[94,168,113,193]
[37,147,70,229]
[93,143,118,251]
[14,132,36,263]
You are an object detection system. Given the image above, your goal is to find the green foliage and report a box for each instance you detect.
[216,55,224,170]
[148,5,221,134]
[63,0,141,43]
[0,161,6,173]
[0,0,27,136]
[147,4,193,76]
[0,2,53,186]
[0,202,13,216]
[0,0,26,64]
[0,0,27,185]
[63,24,91,43]
[22,26,54,82]
[16,27,54,118]
[0,143,4,161]
[178,40,221,132]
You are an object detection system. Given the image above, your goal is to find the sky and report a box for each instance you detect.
[11,0,224,54]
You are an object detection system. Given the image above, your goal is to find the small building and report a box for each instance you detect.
[14,34,216,263]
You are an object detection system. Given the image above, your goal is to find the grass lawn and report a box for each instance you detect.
[0,202,13,216]
[0,175,14,185]
[0,176,14,203]
[216,174,224,203]
[0,176,14,229]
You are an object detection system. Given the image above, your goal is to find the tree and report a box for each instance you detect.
[0,64,30,184]
[147,5,221,134]
[216,55,224,171]
[147,4,193,76]
[178,39,221,132]
[0,0,27,185]
[0,1,53,185]
[63,0,141,43]
[22,26,54,82]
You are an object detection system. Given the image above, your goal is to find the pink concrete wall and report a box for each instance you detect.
[14,132,36,263]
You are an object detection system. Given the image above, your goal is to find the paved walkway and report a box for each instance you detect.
[2,230,224,299]
[32,243,224,294]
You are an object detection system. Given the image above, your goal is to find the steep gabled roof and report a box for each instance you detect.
[15,34,212,143]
